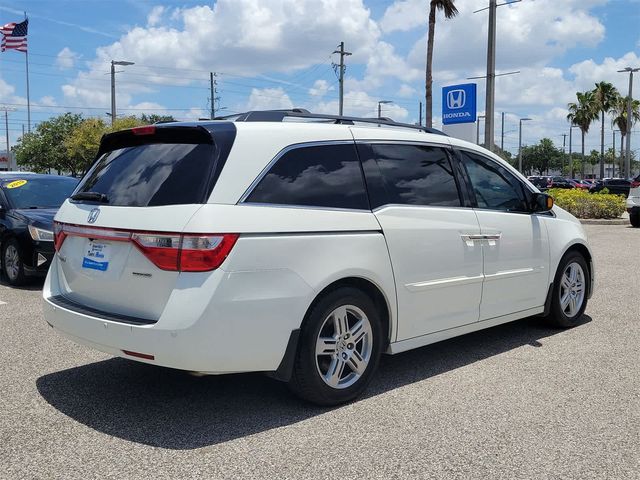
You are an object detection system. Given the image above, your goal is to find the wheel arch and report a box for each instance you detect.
[309,276,393,348]
[558,241,594,298]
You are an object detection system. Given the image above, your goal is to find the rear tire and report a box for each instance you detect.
[288,287,384,406]
[2,238,27,286]
[544,251,589,328]
[630,211,640,228]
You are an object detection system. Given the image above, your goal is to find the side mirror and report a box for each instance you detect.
[532,192,554,213]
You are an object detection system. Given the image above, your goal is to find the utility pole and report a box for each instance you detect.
[333,42,352,116]
[209,72,218,119]
[618,67,639,178]
[419,101,423,126]
[518,117,531,173]
[568,125,575,178]
[484,0,497,152]
[110,60,135,127]
[0,106,16,170]
[612,130,616,178]
[562,133,567,175]
[500,111,505,151]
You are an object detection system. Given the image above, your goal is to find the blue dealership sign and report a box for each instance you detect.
[442,83,477,125]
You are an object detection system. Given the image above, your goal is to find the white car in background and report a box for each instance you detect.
[42,110,594,405]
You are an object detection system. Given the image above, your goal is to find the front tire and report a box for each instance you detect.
[2,238,27,286]
[288,287,384,406]
[544,251,589,328]
[630,210,640,228]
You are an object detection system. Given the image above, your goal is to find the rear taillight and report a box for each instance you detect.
[631,181,640,188]
[53,222,66,252]
[53,222,238,272]
[131,233,182,270]
[180,234,239,272]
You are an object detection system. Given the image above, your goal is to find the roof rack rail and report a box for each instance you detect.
[214,109,447,136]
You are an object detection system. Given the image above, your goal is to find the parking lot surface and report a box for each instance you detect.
[1,224,638,479]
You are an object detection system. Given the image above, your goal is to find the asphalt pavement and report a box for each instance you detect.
[1,224,638,479]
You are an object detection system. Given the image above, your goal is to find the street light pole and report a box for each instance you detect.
[477,115,485,145]
[110,60,135,127]
[518,117,531,173]
[484,0,497,152]
[618,67,639,178]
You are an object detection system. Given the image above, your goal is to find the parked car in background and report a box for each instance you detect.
[589,178,631,196]
[43,113,595,405]
[527,176,551,190]
[569,179,590,190]
[627,175,640,227]
[0,173,78,285]
[548,176,574,189]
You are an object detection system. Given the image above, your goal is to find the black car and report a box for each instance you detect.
[548,176,574,189]
[589,178,631,196]
[0,174,78,285]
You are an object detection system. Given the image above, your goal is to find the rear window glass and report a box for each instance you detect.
[75,143,216,207]
[245,143,369,210]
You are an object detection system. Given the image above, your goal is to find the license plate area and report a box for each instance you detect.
[82,240,111,271]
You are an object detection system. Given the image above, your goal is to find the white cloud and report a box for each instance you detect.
[398,84,417,98]
[246,87,293,110]
[315,90,409,121]
[147,6,165,27]
[55,47,79,70]
[309,79,333,98]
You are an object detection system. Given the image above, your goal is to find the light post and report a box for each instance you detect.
[618,67,639,178]
[568,125,578,178]
[111,60,135,126]
[518,117,531,173]
[476,115,485,145]
[377,100,392,119]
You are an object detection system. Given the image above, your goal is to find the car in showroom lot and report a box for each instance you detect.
[1,173,78,285]
[43,111,595,405]
[627,175,640,227]
[589,178,631,196]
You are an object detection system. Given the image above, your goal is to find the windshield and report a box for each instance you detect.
[2,177,78,209]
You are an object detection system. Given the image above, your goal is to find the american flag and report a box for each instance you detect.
[1,19,28,52]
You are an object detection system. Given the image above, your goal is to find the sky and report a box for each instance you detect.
[0,0,638,158]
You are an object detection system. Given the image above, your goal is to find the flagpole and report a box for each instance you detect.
[24,12,30,133]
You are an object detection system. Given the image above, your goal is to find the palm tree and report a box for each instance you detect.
[567,91,597,179]
[425,0,458,128]
[591,81,619,178]
[612,94,640,175]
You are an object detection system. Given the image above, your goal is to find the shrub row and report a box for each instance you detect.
[547,188,626,219]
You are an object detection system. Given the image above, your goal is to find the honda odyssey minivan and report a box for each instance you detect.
[43,111,594,405]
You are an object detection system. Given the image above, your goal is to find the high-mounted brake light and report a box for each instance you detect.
[54,222,238,272]
[131,125,156,136]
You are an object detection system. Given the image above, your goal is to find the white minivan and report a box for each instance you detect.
[43,111,594,405]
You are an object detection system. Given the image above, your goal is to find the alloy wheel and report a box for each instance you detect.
[315,304,373,389]
[4,245,20,281]
[559,262,585,318]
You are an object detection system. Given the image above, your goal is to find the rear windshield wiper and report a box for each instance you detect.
[70,192,109,203]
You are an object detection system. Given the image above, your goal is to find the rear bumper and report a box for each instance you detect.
[42,256,313,374]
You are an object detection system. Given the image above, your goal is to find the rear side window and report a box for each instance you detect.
[367,144,461,207]
[245,143,369,210]
[76,143,216,207]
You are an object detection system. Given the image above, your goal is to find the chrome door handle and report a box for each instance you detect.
[460,234,484,246]
[483,234,501,240]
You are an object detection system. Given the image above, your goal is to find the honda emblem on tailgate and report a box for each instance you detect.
[87,208,100,224]
[447,89,466,109]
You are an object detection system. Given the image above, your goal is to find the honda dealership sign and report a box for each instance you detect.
[442,83,477,125]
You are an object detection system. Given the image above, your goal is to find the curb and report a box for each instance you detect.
[579,218,629,225]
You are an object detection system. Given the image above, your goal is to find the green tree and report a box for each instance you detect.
[425,0,458,128]
[591,81,619,178]
[64,118,107,174]
[13,113,84,175]
[521,138,563,175]
[567,91,597,179]
[140,113,176,124]
[611,94,640,174]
